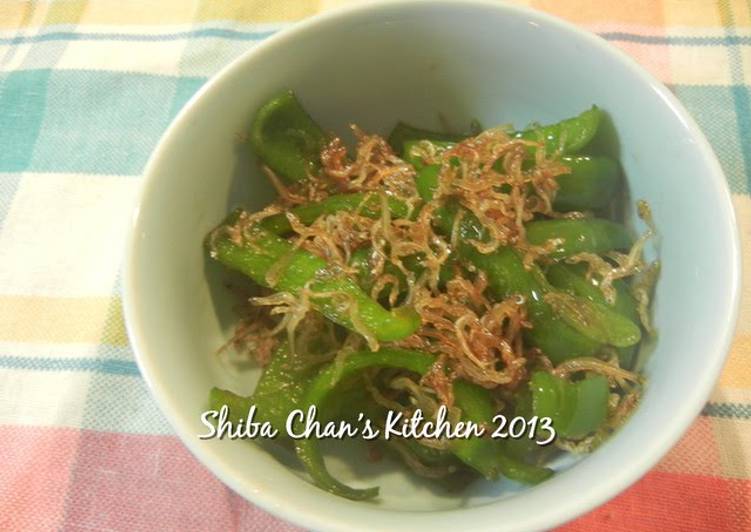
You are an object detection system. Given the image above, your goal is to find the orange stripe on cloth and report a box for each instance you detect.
[719,334,751,389]
[530,0,665,26]
[0,296,127,346]
[563,471,751,531]
[0,0,39,30]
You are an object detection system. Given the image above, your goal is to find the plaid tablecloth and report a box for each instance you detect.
[0,1,749,530]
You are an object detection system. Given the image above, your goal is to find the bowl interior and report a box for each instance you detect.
[126,2,738,530]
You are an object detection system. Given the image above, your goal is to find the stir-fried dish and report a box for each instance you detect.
[204,90,659,500]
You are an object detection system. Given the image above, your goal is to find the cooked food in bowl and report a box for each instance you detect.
[203,90,659,501]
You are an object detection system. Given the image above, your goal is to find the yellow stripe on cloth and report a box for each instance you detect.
[732,0,751,27]
[663,0,724,27]
[719,335,751,390]
[0,0,341,29]
[712,417,751,479]
[55,0,196,26]
[2,0,750,30]
[195,0,322,23]
[0,0,88,29]
[0,296,127,346]
[0,1,191,28]
[0,1,38,30]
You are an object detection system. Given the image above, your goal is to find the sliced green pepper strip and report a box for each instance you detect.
[208,343,375,440]
[387,122,466,155]
[452,381,553,485]
[464,241,639,350]
[395,106,601,160]
[432,204,601,362]
[555,156,620,211]
[503,389,556,466]
[349,247,458,302]
[516,106,602,155]
[295,349,428,500]
[432,203,640,348]
[530,371,609,439]
[547,264,638,320]
[525,218,632,259]
[547,263,640,366]
[348,246,408,300]
[250,90,328,183]
[296,349,551,499]
[403,139,456,202]
[208,213,420,342]
[404,139,619,212]
[259,192,410,235]
[392,437,457,467]
[403,139,456,167]
[209,343,314,434]
[543,292,641,347]
[415,164,442,202]
[462,245,601,362]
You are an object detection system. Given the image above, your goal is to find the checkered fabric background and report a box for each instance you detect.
[0,1,749,530]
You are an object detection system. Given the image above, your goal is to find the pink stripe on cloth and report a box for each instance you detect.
[59,429,300,531]
[5,425,747,530]
[0,425,80,531]
[607,41,671,84]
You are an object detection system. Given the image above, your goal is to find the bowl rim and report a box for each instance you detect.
[123,0,742,530]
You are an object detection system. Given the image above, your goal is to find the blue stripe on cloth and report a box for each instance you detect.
[0,69,50,172]
[671,84,747,194]
[0,27,748,47]
[0,356,140,376]
[721,2,751,192]
[2,73,744,187]
[0,27,277,46]
[78,336,172,434]
[730,85,751,192]
[168,76,207,118]
[21,69,206,175]
[702,402,751,420]
[79,368,171,434]
[600,32,751,46]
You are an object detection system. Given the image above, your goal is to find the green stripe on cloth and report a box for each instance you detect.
[672,85,748,194]
[1,27,750,48]
[79,370,172,434]
[0,69,50,171]
[2,70,207,175]
[0,27,278,45]
[0,356,140,375]
[718,1,751,195]
[702,402,751,419]
[1,70,745,186]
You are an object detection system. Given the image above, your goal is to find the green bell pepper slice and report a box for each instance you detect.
[295,349,552,500]
[250,90,328,183]
[555,156,620,212]
[525,218,632,259]
[388,122,466,154]
[530,371,609,439]
[515,106,603,155]
[259,192,410,235]
[208,211,420,343]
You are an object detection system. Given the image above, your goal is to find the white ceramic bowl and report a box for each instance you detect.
[124,1,741,530]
